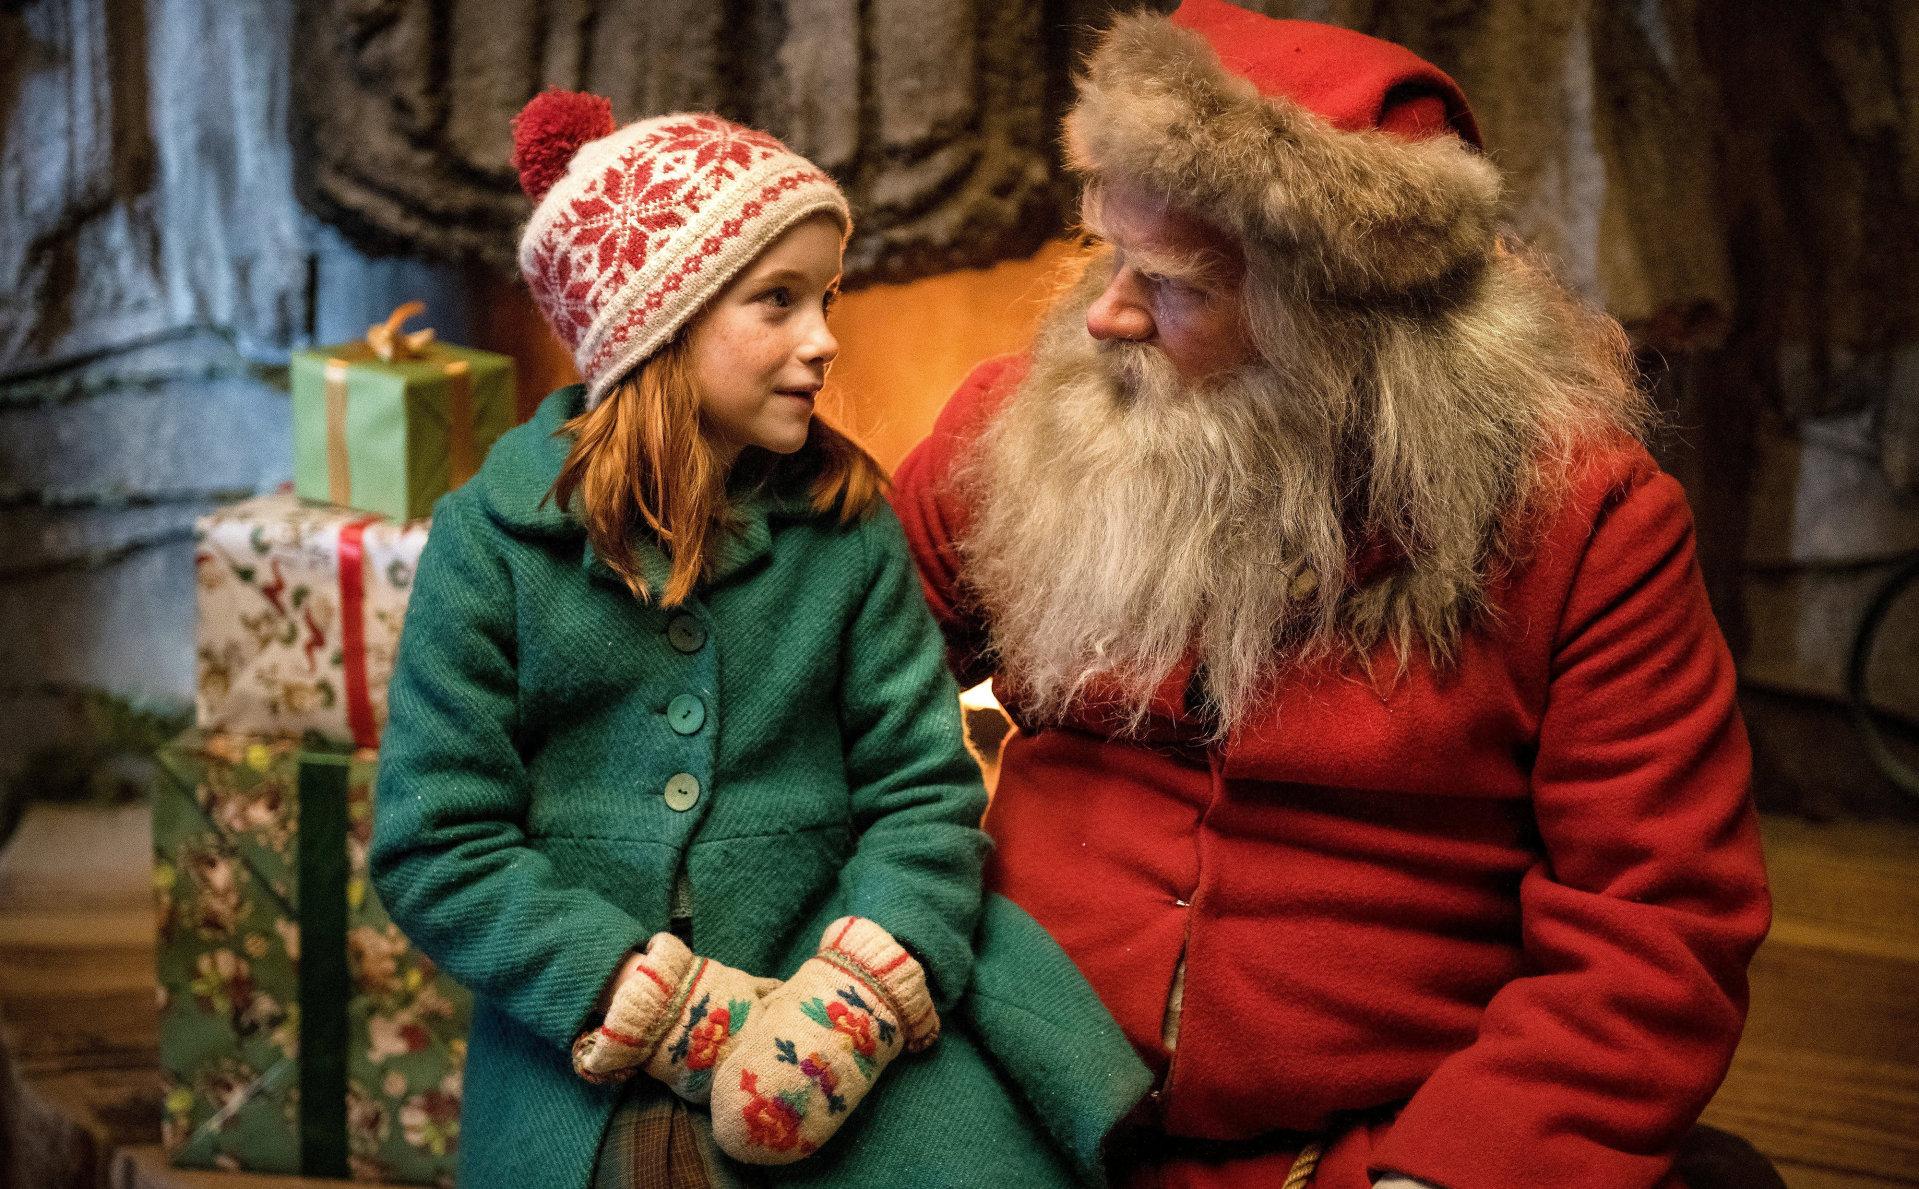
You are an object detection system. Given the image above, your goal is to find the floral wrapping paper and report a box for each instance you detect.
[195,492,428,749]
[153,729,470,1185]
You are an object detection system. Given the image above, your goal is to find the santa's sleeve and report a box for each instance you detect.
[1370,463,1772,1189]
[888,354,1026,689]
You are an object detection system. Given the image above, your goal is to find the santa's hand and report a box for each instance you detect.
[571,932,780,1102]
[1373,1177,1440,1188]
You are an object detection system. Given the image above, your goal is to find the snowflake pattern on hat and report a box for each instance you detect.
[516,107,849,409]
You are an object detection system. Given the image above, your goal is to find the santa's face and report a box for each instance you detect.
[1082,180,1259,385]
[958,261,1344,740]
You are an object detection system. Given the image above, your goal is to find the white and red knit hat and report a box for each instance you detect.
[512,92,851,409]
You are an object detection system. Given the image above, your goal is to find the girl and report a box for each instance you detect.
[369,93,1146,1188]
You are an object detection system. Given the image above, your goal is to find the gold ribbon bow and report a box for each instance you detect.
[323,302,479,508]
[364,300,438,362]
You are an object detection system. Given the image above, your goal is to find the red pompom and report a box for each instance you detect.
[511,89,616,203]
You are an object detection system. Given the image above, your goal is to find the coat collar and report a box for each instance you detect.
[476,385,821,590]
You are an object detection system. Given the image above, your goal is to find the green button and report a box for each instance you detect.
[663,773,701,812]
[666,615,706,653]
[667,694,706,735]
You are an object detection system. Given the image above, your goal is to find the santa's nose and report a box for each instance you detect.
[1086,270,1154,343]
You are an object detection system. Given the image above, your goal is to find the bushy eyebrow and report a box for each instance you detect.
[1080,186,1235,292]
[1118,243,1233,291]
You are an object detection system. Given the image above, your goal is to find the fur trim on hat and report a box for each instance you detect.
[1064,13,1502,298]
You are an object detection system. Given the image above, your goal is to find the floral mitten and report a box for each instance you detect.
[709,917,939,1164]
[571,932,780,1101]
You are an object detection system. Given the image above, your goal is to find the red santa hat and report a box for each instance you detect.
[1064,0,1502,299]
[512,92,851,409]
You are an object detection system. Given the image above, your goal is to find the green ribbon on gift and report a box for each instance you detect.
[157,732,469,1182]
[159,737,354,1177]
[296,751,352,1179]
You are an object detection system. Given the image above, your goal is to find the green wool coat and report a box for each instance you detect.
[370,387,1148,1189]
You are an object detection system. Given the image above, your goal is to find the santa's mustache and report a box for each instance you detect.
[1073,325,1251,418]
[1092,339,1164,402]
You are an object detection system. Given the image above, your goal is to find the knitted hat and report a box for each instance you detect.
[1065,0,1502,299]
[513,93,851,409]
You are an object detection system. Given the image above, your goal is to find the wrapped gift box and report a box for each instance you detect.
[290,304,515,522]
[153,730,470,1185]
[195,492,425,749]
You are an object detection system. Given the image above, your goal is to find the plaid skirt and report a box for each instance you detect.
[591,1083,762,1189]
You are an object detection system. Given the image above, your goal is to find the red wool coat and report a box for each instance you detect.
[890,356,1771,1189]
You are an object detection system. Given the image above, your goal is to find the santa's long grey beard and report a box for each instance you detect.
[958,240,1650,739]
[957,276,1352,739]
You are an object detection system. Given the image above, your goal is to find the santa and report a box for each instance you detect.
[890,2,1774,1186]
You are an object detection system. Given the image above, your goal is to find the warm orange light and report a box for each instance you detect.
[819,239,1082,472]
[959,680,1013,796]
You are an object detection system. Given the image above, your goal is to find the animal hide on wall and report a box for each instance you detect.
[291,0,1122,286]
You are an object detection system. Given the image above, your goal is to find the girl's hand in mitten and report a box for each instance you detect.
[709,917,938,1164]
[572,932,781,1101]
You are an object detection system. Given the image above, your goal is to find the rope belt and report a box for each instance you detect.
[1282,1140,1324,1189]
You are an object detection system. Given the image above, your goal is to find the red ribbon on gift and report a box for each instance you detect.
[338,516,383,749]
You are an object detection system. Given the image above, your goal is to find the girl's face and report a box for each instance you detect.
[686,213,844,468]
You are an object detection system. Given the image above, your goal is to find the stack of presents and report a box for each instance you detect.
[152,304,516,1183]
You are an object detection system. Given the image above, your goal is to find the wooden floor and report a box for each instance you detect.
[0,803,1914,1187]
[1699,816,1919,1187]
[0,804,400,1188]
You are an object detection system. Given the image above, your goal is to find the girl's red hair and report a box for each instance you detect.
[547,336,887,606]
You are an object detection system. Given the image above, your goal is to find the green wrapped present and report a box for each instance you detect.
[292,302,516,521]
[153,729,471,1185]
